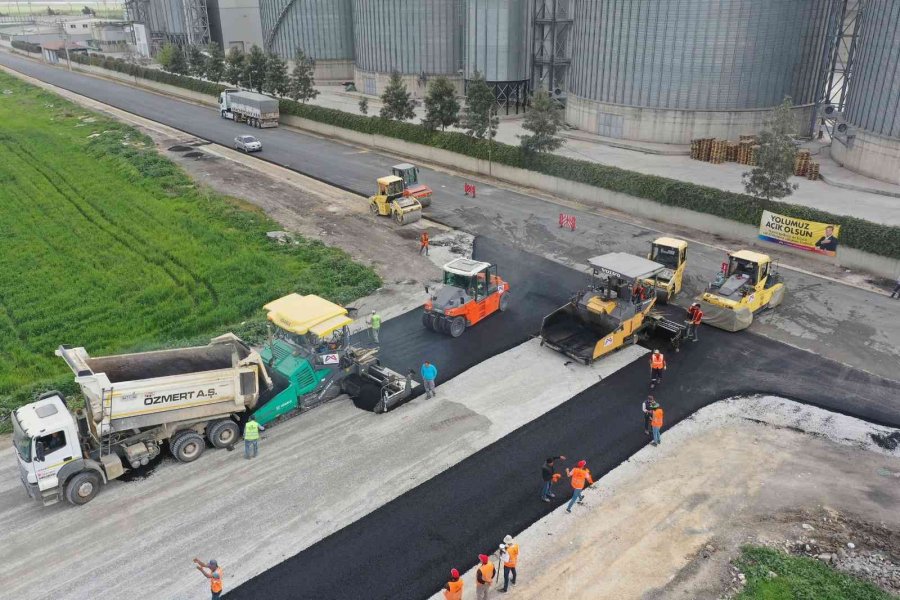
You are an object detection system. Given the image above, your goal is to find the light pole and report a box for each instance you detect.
[488,103,497,177]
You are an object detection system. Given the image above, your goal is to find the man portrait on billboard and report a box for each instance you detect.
[814,225,839,253]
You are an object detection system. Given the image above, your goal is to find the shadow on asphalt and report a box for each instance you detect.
[228,240,900,600]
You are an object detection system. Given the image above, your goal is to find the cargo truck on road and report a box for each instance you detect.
[12,334,270,506]
[219,89,279,128]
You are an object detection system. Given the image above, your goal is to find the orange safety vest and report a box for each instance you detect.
[651,407,664,429]
[210,568,223,593]
[478,562,495,584]
[691,308,703,325]
[421,232,429,247]
[569,467,593,490]
[504,544,519,568]
[651,353,665,369]
[444,578,463,600]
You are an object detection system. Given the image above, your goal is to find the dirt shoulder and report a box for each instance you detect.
[436,397,900,600]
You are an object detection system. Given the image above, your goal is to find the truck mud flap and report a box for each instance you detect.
[698,300,753,332]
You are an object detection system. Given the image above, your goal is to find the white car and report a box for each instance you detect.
[234,135,262,152]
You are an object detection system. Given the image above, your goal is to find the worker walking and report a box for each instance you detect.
[443,568,463,600]
[243,417,264,459]
[421,361,438,399]
[650,349,666,386]
[541,455,566,502]
[650,400,665,446]
[420,231,430,256]
[565,459,594,513]
[367,310,381,344]
[475,553,495,600]
[685,302,703,342]
[642,395,655,436]
[499,535,519,593]
[193,558,224,599]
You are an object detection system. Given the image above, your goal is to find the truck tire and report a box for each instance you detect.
[499,292,510,312]
[65,471,101,506]
[449,316,466,338]
[370,202,379,216]
[171,431,206,463]
[422,312,434,330]
[208,419,240,449]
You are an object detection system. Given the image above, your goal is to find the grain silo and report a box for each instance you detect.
[260,0,355,81]
[465,0,530,113]
[566,0,838,144]
[831,0,900,185]
[353,0,465,98]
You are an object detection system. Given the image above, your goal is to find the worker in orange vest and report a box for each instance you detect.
[475,553,495,600]
[631,280,647,304]
[650,400,664,446]
[650,349,666,386]
[443,568,463,600]
[420,230,430,256]
[685,302,703,342]
[499,534,519,592]
[565,459,594,513]
[193,558,223,599]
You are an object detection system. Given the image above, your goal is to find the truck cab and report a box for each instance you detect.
[645,237,687,302]
[12,393,95,506]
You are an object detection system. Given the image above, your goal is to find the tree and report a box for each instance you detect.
[379,71,415,121]
[157,43,177,71]
[264,52,289,96]
[519,88,564,154]
[167,47,187,76]
[743,98,800,201]
[462,70,498,139]
[224,46,244,86]
[287,48,319,103]
[358,96,369,115]
[243,45,268,93]
[422,76,459,131]
[187,45,206,78]
[205,42,225,83]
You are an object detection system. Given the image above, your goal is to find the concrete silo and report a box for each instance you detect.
[831,0,900,185]
[465,0,530,113]
[353,0,465,98]
[260,0,355,81]
[566,0,838,144]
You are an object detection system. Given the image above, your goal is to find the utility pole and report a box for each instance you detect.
[59,19,72,71]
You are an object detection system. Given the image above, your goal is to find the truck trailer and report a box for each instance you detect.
[12,334,270,506]
[219,89,279,128]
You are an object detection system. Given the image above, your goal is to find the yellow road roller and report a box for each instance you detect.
[369,175,422,225]
[698,249,785,331]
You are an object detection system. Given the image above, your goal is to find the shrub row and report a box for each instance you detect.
[70,53,227,97]
[11,40,41,53]
[75,58,900,260]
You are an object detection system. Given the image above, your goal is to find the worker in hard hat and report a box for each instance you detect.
[565,459,594,513]
[650,399,665,446]
[499,534,519,592]
[685,302,703,342]
[193,558,224,599]
[443,568,463,600]
[420,230,430,256]
[475,553,495,600]
[650,349,666,386]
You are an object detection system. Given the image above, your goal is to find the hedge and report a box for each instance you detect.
[68,57,900,260]
[11,40,41,53]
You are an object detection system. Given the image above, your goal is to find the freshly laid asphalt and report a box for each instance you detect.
[2,52,899,600]
[228,239,900,600]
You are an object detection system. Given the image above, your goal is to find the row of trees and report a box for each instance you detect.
[377,70,564,154]
[157,43,319,103]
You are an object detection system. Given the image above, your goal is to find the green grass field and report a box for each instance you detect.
[0,72,379,425]
[735,546,897,600]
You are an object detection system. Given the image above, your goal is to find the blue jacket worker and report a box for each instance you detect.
[421,361,438,399]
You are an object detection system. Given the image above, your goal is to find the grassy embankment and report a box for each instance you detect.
[735,546,897,600]
[0,71,380,429]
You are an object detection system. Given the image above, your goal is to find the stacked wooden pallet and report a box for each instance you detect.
[709,139,728,164]
[807,162,820,181]
[726,142,739,162]
[794,149,811,176]
[748,145,760,166]
[737,136,758,165]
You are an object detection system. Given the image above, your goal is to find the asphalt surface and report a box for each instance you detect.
[2,50,897,382]
[228,240,900,600]
[2,52,899,600]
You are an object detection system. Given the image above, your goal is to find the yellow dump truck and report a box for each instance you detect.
[699,249,785,331]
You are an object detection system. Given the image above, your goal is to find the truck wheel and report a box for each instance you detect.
[449,316,466,338]
[65,471,100,506]
[208,419,240,449]
[499,293,510,312]
[171,431,206,463]
[422,312,434,330]
[394,211,404,225]
[370,203,379,216]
